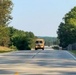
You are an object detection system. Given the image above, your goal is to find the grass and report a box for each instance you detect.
[0,46,14,53]
[70,50,76,55]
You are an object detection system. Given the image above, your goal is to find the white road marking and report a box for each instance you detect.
[66,51,76,60]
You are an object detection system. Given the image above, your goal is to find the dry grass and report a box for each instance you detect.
[0,46,14,53]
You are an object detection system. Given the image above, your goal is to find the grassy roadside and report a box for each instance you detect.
[70,50,76,55]
[0,46,15,53]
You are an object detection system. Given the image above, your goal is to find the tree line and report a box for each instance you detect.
[1,0,76,50]
[57,6,76,49]
[38,36,59,46]
[9,27,36,50]
[0,0,36,50]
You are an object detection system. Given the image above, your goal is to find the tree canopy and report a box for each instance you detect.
[0,0,36,50]
[0,0,13,26]
[0,0,13,47]
[8,27,36,50]
[57,6,76,48]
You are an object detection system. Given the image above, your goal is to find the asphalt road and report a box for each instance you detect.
[0,50,76,75]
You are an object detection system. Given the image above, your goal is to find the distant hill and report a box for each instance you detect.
[37,36,59,46]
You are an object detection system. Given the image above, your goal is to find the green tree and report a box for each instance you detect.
[57,6,76,48]
[0,0,13,47]
[25,32,36,48]
[0,26,10,46]
[8,27,18,46]
[0,0,13,26]
[12,35,30,50]
[9,28,36,50]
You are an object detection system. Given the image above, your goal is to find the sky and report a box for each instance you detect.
[10,0,76,37]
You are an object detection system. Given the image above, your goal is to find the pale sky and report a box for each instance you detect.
[10,0,76,37]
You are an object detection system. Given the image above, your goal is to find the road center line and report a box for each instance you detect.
[32,50,41,58]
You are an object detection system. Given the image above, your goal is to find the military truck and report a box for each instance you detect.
[35,39,45,50]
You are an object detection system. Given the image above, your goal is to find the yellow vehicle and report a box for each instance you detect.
[35,39,45,50]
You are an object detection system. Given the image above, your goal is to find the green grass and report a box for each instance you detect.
[0,50,13,53]
[70,50,76,55]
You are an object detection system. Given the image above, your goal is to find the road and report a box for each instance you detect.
[0,50,76,75]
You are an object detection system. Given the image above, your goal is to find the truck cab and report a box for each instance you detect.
[35,39,45,50]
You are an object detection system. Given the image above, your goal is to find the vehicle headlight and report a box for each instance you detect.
[35,46,38,48]
[41,46,43,47]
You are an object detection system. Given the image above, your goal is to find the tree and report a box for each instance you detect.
[0,0,13,26]
[9,27,36,50]
[0,0,13,46]
[57,6,76,48]
[0,26,10,46]
[12,35,31,50]
[25,32,36,48]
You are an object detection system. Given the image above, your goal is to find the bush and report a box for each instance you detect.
[52,46,60,50]
[10,45,18,50]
